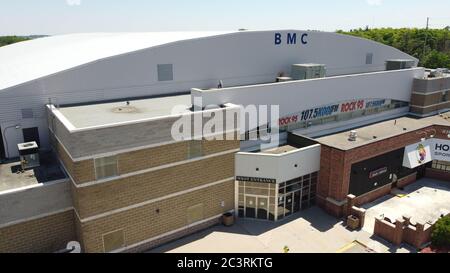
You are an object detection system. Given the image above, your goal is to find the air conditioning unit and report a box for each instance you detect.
[17,142,40,170]
[430,68,445,78]
[291,64,326,80]
[349,130,358,142]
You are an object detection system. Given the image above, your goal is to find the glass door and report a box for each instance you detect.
[293,190,301,213]
[257,197,269,220]
[245,196,257,218]
[284,193,293,217]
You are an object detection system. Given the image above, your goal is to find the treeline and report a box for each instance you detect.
[337,27,450,69]
[0,36,31,47]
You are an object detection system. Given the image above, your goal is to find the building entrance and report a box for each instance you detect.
[245,195,271,220]
[238,172,318,221]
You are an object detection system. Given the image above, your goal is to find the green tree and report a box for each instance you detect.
[431,216,450,248]
[0,36,30,47]
[422,50,450,69]
[337,28,450,69]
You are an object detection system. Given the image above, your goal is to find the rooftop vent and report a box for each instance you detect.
[429,68,445,78]
[348,130,358,142]
[386,59,415,71]
[17,141,40,170]
[111,106,139,114]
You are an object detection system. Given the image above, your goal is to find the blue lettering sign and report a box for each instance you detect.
[275,33,282,45]
[287,33,297,45]
[366,99,386,108]
[300,104,339,121]
[275,32,308,45]
[301,33,308,45]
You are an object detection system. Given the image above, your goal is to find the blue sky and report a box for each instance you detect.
[1,0,450,35]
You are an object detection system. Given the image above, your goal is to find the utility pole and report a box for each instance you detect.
[423,17,430,57]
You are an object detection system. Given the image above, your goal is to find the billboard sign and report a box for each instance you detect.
[403,140,433,169]
[278,99,389,126]
[432,139,450,162]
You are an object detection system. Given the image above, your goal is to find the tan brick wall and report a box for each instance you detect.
[56,141,95,184]
[74,153,235,219]
[410,102,450,115]
[117,141,188,174]
[117,139,239,175]
[202,138,240,155]
[126,216,221,253]
[411,92,446,107]
[56,135,239,186]
[78,180,234,253]
[0,210,76,253]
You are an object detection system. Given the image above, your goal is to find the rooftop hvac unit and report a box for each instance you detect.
[385,59,415,71]
[429,68,446,78]
[348,130,358,142]
[17,141,40,170]
[291,64,326,80]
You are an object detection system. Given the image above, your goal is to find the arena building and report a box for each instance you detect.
[0,30,449,252]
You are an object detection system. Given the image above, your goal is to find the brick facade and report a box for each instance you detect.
[354,183,393,207]
[55,140,95,184]
[76,180,234,253]
[425,168,450,181]
[56,137,239,186]
[0,210,76,253]
[125,216,222,253]
[318,124,449,218]
[54,127,239,252]
[72,152,236,219]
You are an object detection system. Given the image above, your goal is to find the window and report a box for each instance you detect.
[442,92,448,102]
[187,204,204,224]
[432,160,450,172]
[187,141,203,159]
[366,53,373,65]
[244,131,250,141]
[22,127,40,146]
[102,229,125,252]
[21,108,34,119]
[157,64,174,81]
[95,156,118,180]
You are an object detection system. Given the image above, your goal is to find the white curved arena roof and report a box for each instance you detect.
[0,31,232,91]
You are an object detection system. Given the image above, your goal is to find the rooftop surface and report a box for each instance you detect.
[0,152,67,193]
[316,112,450,150]
[260,145,300,155]
[0,31,231,91]
[55,94,192,130]
[362,179,450,234]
